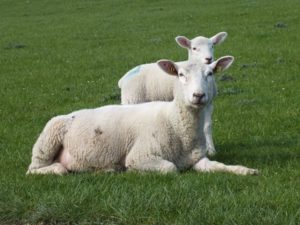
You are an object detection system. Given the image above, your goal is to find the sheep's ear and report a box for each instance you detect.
[157,60,178,76]
[211,56,234,73]
[210,32,227,45]
[175,36,191,49]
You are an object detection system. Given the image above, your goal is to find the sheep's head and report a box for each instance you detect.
[175,32,227,64]
[157,56,234,109]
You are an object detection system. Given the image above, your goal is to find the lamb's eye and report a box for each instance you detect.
[179,73,184,77]
[192,47,197,51]
[207,71,213,76]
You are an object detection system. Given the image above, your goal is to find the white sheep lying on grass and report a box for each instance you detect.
[27,55,258,176]
[118,32,228,156]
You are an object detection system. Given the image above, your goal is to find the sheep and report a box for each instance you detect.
[118,32,228,156]
[27,56,258,176]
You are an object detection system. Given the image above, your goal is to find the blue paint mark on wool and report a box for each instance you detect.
[123,65,141,81]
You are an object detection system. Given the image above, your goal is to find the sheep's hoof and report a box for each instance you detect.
[25,163,68,175]
[53,163,68,175]
[239,168,259,176]
[247,168,259,175]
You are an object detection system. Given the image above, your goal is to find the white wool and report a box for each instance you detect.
[27,56,258,176]
[118,32,227,156]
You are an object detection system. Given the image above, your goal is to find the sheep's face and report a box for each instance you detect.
[157,56,234,108]
[175,32,227,65]
[177,63,215,108]
[189,37,214,64]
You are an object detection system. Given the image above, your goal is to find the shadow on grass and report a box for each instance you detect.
[214,138,299,165]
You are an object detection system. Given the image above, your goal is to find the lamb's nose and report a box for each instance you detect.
[205,57,212,64]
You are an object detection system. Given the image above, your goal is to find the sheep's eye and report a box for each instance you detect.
[207,71,213,76]
[179,73,184,77]
[192,47,197,51]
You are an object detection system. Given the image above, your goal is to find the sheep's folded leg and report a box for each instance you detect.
[126,157,177,173]
[26,162,68,175]
[27,116,71,175]
[193,157,258,175]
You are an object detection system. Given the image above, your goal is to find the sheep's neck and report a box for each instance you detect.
[172,99,202,131]
[172,81,202,123]
[169,86,203,150]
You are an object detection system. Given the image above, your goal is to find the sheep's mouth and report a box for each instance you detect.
[191,97,207,105]
[193,102,205,106]
[190,100,206,107]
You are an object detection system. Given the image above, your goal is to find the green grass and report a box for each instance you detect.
[0,0,299,224]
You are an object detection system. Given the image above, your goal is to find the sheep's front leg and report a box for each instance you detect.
[126,158,177,173]
[126,153,177,173]
[193,157,258,175]
[125,140,178,173]
[203,103,216,156]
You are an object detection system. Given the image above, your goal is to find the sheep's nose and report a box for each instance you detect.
[193,93,205,98]
[193,93,205,104]
[205,57,212,64]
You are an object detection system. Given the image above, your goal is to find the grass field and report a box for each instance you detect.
[0,0,299,224]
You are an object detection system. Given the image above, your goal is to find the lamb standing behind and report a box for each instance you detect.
[27,56,258,176]
[118,32,228,156]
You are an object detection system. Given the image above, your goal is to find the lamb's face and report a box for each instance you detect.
[189,37,214,64]
[157,56,234,109]
[175,32,228,65]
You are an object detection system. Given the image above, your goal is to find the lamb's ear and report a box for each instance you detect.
[210,32,228,45]
[175,36,191,49]
[211,56,234,73]
[157,60,178,76]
